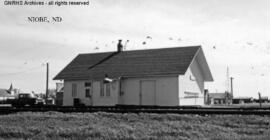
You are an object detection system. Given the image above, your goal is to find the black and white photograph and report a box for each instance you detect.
[1,0,270,139]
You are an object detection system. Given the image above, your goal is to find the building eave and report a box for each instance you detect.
[196,47,214,82]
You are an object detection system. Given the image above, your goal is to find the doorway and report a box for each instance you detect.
[140,80,156,105]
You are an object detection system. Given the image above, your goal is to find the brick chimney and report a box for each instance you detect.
[117,39,123,52]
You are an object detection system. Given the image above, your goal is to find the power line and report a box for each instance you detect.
[0,65,45,76]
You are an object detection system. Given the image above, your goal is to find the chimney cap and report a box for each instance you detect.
[117,39,123,52]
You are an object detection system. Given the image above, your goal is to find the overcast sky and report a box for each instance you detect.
[1,0,270,97]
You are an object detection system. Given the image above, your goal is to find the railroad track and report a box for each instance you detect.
[1,105,270,115]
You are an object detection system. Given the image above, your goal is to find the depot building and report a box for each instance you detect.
[54,43,213,106]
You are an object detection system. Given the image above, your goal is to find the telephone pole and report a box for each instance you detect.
[258,92,262,108]
[45,63,49,105]
[230,77,234,98]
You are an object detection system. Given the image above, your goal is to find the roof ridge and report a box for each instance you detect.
[79,51,114,55]
[79,46,201,55]
[121,46,201,53]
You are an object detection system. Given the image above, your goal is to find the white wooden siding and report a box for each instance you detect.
[178,57,205,106]
[63,80,93,106]
[120,76,179,106]
[92,81,119,106]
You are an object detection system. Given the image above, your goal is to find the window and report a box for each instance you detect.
[85,82,92,98]
[72,83,77,97]
[85,82,91,87]
[100,82,110,97]
[105,83,110,96]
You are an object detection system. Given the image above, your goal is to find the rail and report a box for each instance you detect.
[1,105,270,115]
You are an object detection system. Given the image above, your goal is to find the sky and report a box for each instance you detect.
[0,0,270,98]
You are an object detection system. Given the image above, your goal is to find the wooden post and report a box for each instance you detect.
[230,77,234,105]
[258,92,262,108]
[230,77,233,98]
[46,63,49,105]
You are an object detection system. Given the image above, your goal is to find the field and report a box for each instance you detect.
[0,112,269,140]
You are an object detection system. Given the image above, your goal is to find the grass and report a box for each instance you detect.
[0,112,269,140]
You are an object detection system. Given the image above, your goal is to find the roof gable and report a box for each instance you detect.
[192,48,213,81]
[54,46,202,80]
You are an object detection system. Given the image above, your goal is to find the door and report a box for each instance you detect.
[140,80,156,105]
[85,81,93,106]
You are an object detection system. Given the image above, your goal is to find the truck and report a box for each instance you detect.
[7,93,44,107]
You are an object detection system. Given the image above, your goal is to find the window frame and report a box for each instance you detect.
[85,81,92,98]
[85,82,91,87]
[100,81,111,97]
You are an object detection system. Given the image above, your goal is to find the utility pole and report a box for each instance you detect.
[229,77,234,105]
[258,92,262,108]
[230,77,234,98]
[45,63,49,105]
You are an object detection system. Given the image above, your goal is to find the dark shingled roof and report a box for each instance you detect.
[54,46,201,80]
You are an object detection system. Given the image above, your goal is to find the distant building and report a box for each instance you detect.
[208,92,233,105]
[233,97,253,104]
[7,84,20,95]
[0,84,21,102]
[254,96,269,103]
[54,46,213,106]
[0,89,15,102]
